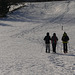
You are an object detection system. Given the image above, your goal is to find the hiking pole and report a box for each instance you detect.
[60,42,63,53]
[57,42,59,53]
[68,42,70,53]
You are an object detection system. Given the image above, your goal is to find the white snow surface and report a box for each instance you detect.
[0,1,75,75]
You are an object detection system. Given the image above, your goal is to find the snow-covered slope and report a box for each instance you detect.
[0,1,75,75]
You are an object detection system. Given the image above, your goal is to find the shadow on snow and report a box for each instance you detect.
[0,7,75,24]
[0,23,12,26]
[55,53,75,57]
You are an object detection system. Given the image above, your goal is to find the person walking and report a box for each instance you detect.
[44,32,51,53]
[51,33,58,53]
[61,32,69,53]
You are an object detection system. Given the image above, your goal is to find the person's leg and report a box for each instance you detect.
[54,44,56,53]
[52,44,55,53]
[46,44,47,53]
[65,43,68,53]
[64,43,68,53]
[63,43,65,53]
[46,44,50,53]
[48,44,50,53]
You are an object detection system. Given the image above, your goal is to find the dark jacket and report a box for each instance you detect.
[62,32,69,43]
[44,33,51,44]
[51,33,58,44]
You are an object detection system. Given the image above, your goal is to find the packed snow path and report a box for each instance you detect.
[0,1,75,75]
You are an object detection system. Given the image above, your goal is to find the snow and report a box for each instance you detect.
[0,1,75,75]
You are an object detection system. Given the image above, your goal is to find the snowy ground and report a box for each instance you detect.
[0,1,75,75]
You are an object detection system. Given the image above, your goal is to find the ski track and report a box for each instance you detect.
[0,1,75,75]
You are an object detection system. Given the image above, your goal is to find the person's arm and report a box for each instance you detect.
[44,36,46,41]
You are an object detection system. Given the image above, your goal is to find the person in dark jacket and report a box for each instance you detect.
[51,33,58,53]
[61,32,69,53]
[44,32,51,53]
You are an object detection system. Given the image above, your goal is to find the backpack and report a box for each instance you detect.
[51,36,58,44]
[62,36,69,42]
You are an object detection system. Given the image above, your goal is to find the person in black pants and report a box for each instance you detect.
[51,33,58,53]
[61,32,69,53]
[44,32,51,53]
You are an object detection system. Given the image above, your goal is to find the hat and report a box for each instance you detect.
[53,33,56,36]
[47,32,49,36]
[63,32,67,36]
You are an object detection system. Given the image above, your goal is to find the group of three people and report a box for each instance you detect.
[44,32,69,53]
